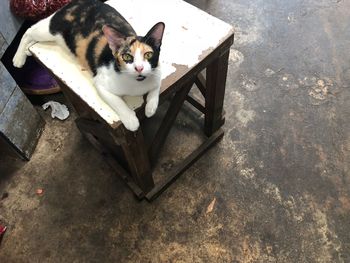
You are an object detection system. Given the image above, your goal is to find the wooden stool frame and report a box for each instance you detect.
[31,23,234,202]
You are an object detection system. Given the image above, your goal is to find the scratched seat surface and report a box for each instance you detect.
[30,0,233,127]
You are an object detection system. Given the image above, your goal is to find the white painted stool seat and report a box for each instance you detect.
[30,0,233,128]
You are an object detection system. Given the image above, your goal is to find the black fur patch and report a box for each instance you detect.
[86,37,98,75]
[143,37,161,69]
[49,0,162,76]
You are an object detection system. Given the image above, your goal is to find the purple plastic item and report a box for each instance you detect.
[14,57,61,95]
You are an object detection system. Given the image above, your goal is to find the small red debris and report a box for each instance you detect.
[36,188,44,195]
[0,225,7,245]
[0,225,6,234]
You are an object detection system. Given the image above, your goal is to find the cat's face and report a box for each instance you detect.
[115,38,157,81]
[103,22,165,81]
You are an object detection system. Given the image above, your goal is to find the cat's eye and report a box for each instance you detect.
[144,52,153,60]
[122,53,133,63]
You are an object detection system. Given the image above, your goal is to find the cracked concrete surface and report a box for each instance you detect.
[1,0,350,262]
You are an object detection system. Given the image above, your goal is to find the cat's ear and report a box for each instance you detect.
[144,22,165,49]
[102,25,125,53]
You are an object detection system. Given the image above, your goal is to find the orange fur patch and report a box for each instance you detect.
[75,31,100,71]
[94,36,108,65]
[129,40,153,56]
[115,39,153,68]
[64,13,75,22]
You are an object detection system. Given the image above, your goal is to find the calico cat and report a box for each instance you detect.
[13,0,165,131]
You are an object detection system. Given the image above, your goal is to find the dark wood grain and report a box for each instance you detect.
[186,94,205,114]
[120,128,154,193]
[204,49,230,136]
[149,81,194,165]
[195,73,206,98]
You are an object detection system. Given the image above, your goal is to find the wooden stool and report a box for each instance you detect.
[30,0,234,201]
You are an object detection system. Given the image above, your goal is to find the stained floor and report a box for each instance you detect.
[1,0,350,262]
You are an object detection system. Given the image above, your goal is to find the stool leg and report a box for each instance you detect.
[204,49,230,136]
[149,81,193,165]
[120,128,155,193]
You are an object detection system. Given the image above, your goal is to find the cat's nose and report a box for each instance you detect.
[135,66,144,73]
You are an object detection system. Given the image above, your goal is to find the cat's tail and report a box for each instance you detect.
[13,14,56,68]
[13,28,35,68]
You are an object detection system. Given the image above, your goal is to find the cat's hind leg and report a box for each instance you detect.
[13,15,57,68]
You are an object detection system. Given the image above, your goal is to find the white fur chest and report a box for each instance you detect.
[94,63,161,96]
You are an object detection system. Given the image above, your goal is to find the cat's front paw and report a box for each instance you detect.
[121,115,140,131]
[13,52,27,68]
[145,100,158,118]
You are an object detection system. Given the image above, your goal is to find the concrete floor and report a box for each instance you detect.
[1,0,350,262]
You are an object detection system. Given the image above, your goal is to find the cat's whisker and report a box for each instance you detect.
[118,71,134,74]
[147,72,162,76]
[118,70,162,77]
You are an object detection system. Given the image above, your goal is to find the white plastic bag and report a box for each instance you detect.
[42,101,70,120]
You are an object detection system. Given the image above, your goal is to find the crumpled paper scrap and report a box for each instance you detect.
[42,101,69,120]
